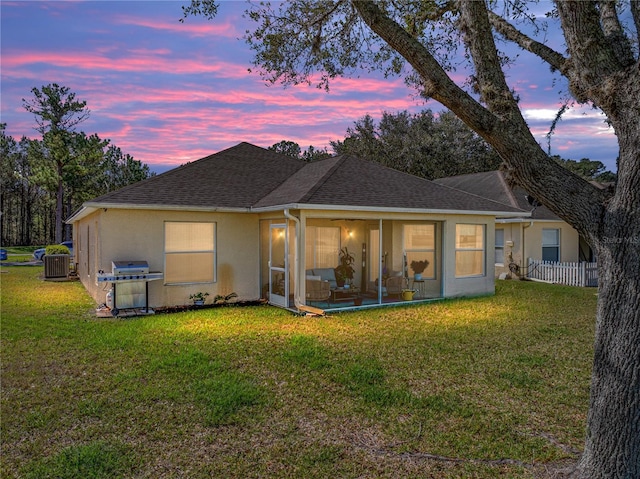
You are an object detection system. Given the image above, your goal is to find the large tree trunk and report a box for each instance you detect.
[480,70,640,479]
[576,109,640,478]
[581,238,640,477]
[571,12,640,474]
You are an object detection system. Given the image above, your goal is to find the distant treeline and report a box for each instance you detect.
[1,123,153,246]
[2,84,615,247]
[271,109,617,182]
[1,84,153,246]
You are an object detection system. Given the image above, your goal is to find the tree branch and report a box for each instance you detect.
[554,2,625,90]
[487,11,568,73]
[457,1,521,117]
[458,2,604,234]
[600,1,623,37]
[632,0,640,47]
[598,1,636,67]
[352,1,603,236]
[350,0,499,135]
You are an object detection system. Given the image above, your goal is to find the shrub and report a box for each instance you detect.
[45,244,70,255]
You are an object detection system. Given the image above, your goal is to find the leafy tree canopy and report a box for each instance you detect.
[268,140,331,162]
[23,83,89,135]
[332,109,502,179]
[2,85,153,246]
[553,156,617,183]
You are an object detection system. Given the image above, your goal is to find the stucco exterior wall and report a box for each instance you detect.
[523,221,580,263]
[494,222,522,277]
[73,206,498,310]
[494,219,581,278]
[440,214,495,298]
[74,208,260,308]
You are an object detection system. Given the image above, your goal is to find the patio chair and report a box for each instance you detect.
[306,268,338,289]
[385,275,407,299]
[305,278,331,306]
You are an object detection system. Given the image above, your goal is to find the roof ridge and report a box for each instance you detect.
[244,152,313,207]
[297,156,343,203]
[432,176,528,212]
[496,170,519,208]
[305,157,528,213]
[80,146,529,216]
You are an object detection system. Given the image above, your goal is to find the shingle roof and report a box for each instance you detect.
[88,142,306,209]
[434,170,560,220]
[84,143,526,215]
[256,155,525,213]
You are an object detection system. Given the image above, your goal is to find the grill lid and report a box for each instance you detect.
[112,261,149,274]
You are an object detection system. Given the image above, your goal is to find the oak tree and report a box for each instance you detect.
[269,140,331,161]
[184,2,639,476]
[332,109,502,179]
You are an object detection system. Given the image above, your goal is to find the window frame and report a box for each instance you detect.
[455,223,486,278]
[542,228,560,262]
[164,221,216,285]
[403,223,436,279]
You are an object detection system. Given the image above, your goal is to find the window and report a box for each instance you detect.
[305,226,340,268]
[404,224,436,278]
[455,224,485,277]
[542,228,560,262]
[164,222,215,284]
[495,228,505,265]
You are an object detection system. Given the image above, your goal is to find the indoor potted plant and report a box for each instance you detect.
[189,291,209,306]
[410,259,429,281]
[334,247,355,287]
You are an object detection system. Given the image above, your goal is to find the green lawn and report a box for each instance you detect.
[1,265,596,478]
[1,246,39,263]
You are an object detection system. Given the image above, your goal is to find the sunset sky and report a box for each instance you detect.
[1,1,619,174]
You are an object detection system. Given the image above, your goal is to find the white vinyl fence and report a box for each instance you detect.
[527,259,598,287]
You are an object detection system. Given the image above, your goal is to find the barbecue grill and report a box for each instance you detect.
[97,260,163,315]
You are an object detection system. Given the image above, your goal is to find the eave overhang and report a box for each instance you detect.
[67,201,529,225]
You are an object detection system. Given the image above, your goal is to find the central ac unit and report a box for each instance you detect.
[44,254,70,278]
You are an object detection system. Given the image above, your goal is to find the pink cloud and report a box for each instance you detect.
[112,15,241,39]
[2,1,618,175]
[1,50,249,77]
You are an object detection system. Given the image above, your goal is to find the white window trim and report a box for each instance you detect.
[164,221,217,285]
[455,223,486,278]
[542,228,560,262]
[403,223,436,280]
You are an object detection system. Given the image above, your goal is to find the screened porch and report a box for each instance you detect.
[259,215,491,312]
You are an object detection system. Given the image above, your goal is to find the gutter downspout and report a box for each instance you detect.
[284,209,303,310]
[522,221,533,277]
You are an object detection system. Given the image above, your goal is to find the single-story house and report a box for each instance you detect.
[67,142,527,312]
[434,170,596,278]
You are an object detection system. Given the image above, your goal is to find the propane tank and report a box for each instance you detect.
[106,288,114,309]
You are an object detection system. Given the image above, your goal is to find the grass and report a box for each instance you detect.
[1,246,38,263]
[1,265,596,478]
[21,440,135,479]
